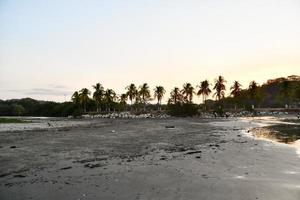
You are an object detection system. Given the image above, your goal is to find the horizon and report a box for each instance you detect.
[1,0,300,102]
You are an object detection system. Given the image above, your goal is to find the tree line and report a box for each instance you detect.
[0,75,299,117]
[71,75,300,116]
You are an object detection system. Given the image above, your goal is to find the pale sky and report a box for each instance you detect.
[0,0,300,102]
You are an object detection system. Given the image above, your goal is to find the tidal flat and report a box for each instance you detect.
[0,117,299,200]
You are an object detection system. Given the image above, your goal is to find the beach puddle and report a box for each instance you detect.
[253,124,300,144]
[251,122,300,156]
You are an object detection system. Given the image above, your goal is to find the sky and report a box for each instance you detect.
[0,0,300,103]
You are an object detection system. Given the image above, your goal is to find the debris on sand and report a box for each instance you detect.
[160,155,168,160]
[73,157,108,164]
[84,163,103,169]
[13,174,26,178]
[0,173,10,178]
[185,150,202,155]
[233,140,248,144]
[209,144,220,148]
[60,166,72,170]
[201,174,210,179]
[83,112,171,119]
[165,125,175,129]
[4,183,14,187]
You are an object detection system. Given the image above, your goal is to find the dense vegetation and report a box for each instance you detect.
[0,75,299,117]
[0,118,27,123]
[0,98,76,117]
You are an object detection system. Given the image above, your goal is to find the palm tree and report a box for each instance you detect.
[126,84,138,106]
[182,83,195,103]
[154,86,165,111]
[197,80,211,110]
[93,83,105,112]
[169,87,182,104]
[230,81,242,110]
[230,81,242,97]
[248,81,259,108]
[120,93,128,111]
[139,83,151,111]
[79,88,90,113]
[104,89,116,112]
[213,76,226,101]
[280,80,291,108]
[72,91,80,107]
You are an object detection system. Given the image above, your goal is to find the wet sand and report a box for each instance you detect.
[0,117,299,200]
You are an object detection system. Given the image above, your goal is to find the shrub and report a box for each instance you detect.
[167,103,198,117]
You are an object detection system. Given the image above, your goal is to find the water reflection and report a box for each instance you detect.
[253,124,300,144]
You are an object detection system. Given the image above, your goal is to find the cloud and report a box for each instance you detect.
[25,88,72,96]
[49,84,67,89]
[5,87,73,96]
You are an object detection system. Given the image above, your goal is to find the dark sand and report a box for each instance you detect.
[0,117,299,200]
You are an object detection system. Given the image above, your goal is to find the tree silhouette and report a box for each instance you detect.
[79,88,90,113]
[230,81,242,110]
[93,83,105,112]
[104,89,116,111]
[154,86,165,111]
[120,93,128,111]
[279,80,291,107]
[197,80,211,110]
[230,81,242,97]
[248,81,259,108]
[126,83,138,106]
[72,91,80,106]
[213,76,226,101]
[139,83,151,111]
[182,83,195,103]
[169,87,182,104]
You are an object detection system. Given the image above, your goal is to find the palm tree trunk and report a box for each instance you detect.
[202,96,205,111]
[157,100,160,111]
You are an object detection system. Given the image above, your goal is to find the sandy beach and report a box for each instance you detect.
[0,117,299,200]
